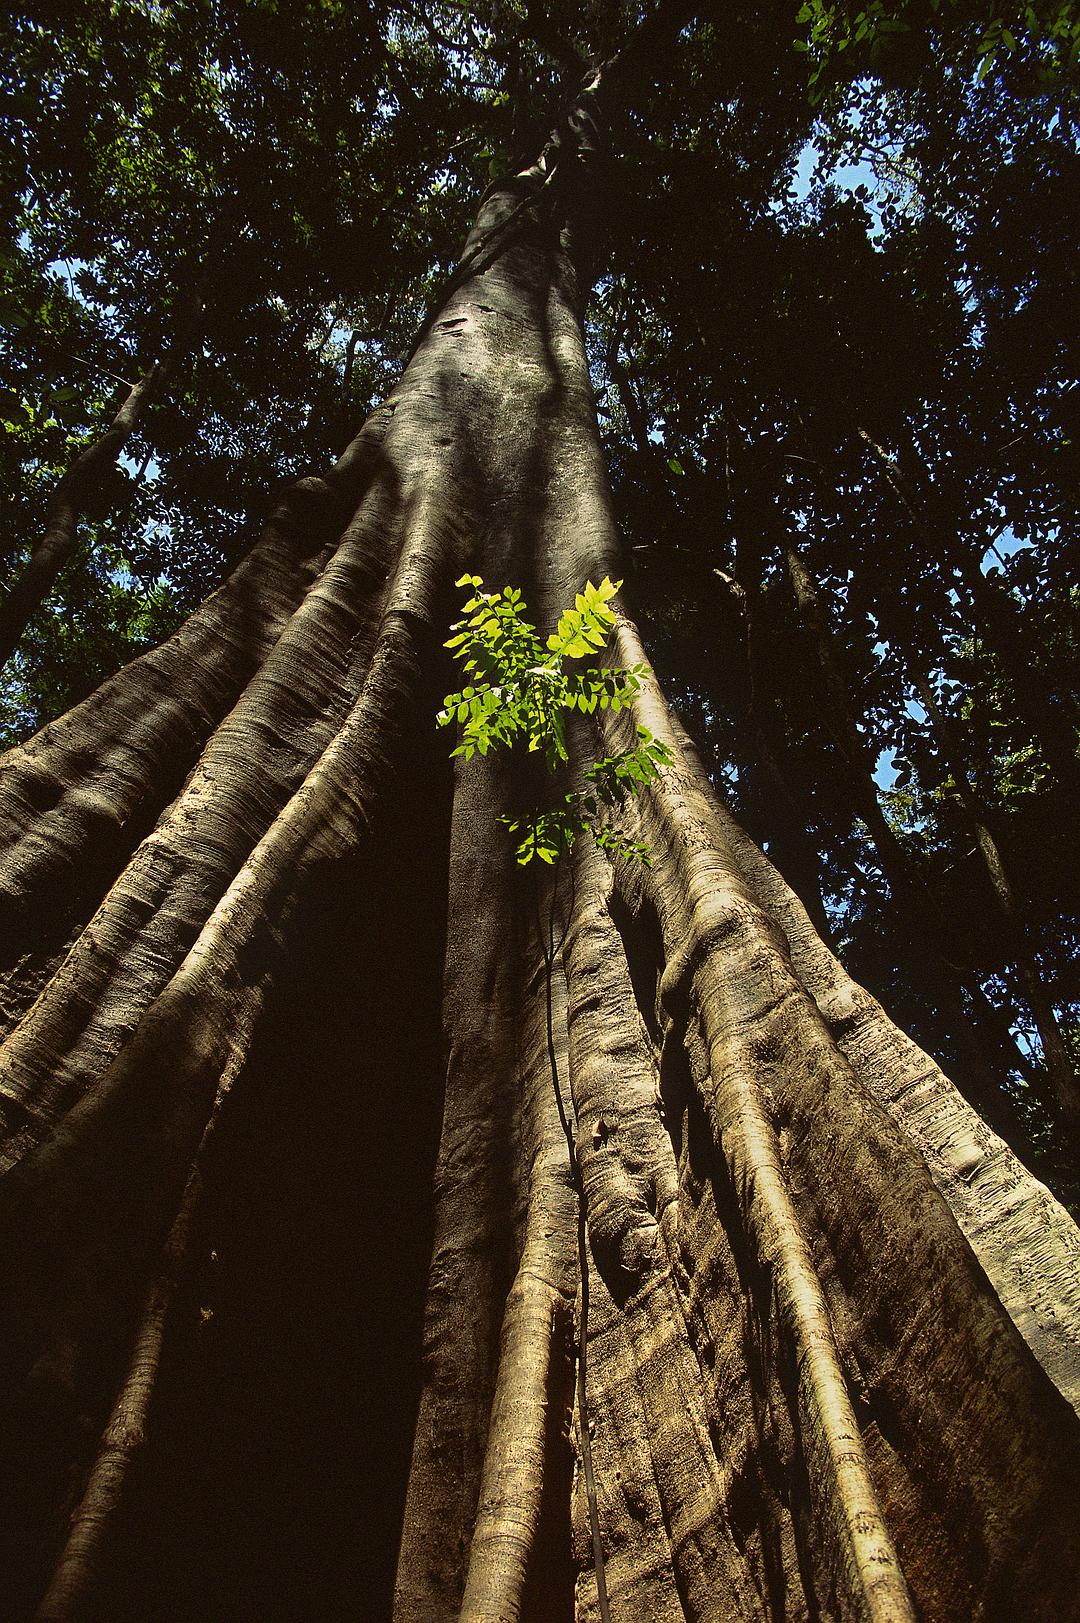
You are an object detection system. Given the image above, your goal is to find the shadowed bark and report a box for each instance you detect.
[1,52,1079,1623]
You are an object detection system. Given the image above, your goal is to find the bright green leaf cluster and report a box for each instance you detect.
[437,574,672,865]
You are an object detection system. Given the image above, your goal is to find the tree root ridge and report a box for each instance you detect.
[0,400,399,1025]
[599,621,1080,1619]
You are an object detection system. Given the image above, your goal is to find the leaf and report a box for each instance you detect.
[439,575,656,862]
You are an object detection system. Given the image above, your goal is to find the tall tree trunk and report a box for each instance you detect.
[0,293,204,671]
[1,56,1080,1623]
[719,530,834,944]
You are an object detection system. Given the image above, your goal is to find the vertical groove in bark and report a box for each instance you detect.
[393,755,531,1623]
[607,620,1080,1616]
[566,839,798,1621]
[457,927,578,1623]
[393,122,612,1613]
[694,750,1080,1417]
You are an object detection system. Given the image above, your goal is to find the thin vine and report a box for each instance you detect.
[438,573,668,1620]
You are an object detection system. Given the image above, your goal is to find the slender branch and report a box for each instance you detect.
[46,350,138,390]
[0,281,206,668]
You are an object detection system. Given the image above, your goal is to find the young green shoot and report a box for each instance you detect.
[437,573,671,865]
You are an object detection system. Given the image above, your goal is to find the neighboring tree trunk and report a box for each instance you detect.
[0,294,204,671]
[780,531,1044,1130]
[1,55,1079,1623]
[718,528,834,943]
[609,350,655,464]
[910,665,1080,1127]
[856,424,1080,797]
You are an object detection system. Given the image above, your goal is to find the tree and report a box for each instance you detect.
[1,5,1079,1621]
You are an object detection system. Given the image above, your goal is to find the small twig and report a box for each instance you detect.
[53,350,138,390]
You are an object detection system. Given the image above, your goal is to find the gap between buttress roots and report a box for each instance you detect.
[26,677,455,1623]
[606,890,665,1055]
[606,882,696,1182]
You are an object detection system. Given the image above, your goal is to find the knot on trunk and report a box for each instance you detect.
[270,472,355,542]
[578,1109,660,1298]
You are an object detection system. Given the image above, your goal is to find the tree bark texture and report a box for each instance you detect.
[1,88,1079,1623]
